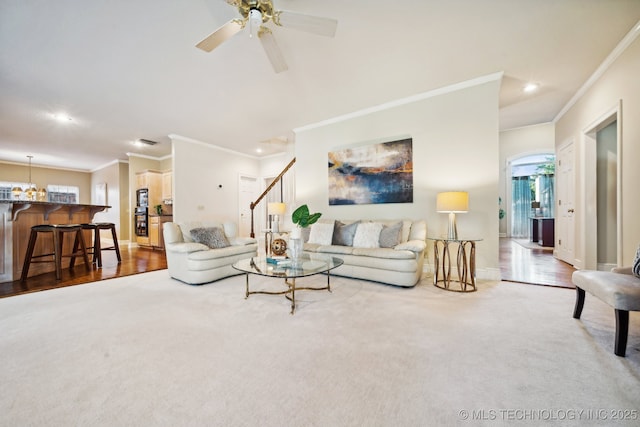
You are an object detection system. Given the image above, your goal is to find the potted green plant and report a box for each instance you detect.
[154,204,163,215]
[289,204,321,260]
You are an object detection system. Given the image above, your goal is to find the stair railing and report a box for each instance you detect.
[249,157,296,238]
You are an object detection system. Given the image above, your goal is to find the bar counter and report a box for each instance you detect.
[0,201,110,283]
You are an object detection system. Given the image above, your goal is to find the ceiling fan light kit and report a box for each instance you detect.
[196,0,338,73]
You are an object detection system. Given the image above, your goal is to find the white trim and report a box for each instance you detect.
[126,152,172,162]
[554,20,640,123]
[168,134,259,159]
[90,159,128,173]
[294,72,504,132]
[0,159,90,173]
[581,101,622,270]
[504,149,555,238]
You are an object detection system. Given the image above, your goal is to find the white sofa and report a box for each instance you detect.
[301,219,427,287]
[163,221,258,285]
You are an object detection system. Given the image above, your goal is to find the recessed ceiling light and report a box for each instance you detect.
[523,83,540,93]
[52,113,73,123]
[134,138,158,146]
[256,148,263,153]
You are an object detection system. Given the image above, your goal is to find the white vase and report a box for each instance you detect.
[288,237,303,263]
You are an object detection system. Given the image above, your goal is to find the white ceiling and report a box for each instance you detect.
[1,0,639,171]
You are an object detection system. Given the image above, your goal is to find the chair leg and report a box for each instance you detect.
[77,229,91,271]
[20,230,39,282]
[94,228,103,268]
[614,309,629,357]
[53,229,62,280]
[573,287,585,319]
[110,226,122,263]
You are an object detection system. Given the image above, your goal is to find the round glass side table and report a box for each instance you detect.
[427,237,482,292]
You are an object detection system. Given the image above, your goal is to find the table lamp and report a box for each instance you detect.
[268,202,286,233]
[531,201,541,217]
[436,191,469,240]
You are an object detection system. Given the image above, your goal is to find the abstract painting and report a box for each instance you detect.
[328,137,413,205]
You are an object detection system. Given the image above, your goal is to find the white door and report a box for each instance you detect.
[238,175,259,237]
[556,141,575,265]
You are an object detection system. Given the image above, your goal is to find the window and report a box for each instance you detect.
[0,181,28,200]
[47,185,79,203]
[0,182,81,202]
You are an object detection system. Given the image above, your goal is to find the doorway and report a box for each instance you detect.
[507,153,555,240]
[582,103,622,271]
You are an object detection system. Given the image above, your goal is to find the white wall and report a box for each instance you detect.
[170,135,260,224]
[556,33,640,267]
[91,160,129,241]
[294,77,501,277]
[499,123,555,236]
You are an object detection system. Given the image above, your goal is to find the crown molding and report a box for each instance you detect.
[294,71,504,133]
[554,20,640,123]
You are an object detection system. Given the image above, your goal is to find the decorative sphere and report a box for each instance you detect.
[271,238,287,256]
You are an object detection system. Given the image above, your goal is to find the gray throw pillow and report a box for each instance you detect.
[379,222,402,248]
[633,245,640,278]
[332,221,360,246]
[190,227,230,249]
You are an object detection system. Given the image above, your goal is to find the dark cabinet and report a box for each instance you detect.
[531,218,554,247]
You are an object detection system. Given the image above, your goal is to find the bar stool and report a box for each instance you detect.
[20,224,91,282]
[78,223,122,268]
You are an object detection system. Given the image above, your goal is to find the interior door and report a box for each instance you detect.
[238,175,259,237]
[556,141,575,265]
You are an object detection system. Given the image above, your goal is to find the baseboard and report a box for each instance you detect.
[423,264,501,281]
[597,262,616,272]
[499,233,507,238]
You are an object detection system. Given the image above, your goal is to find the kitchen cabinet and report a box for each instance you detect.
[136,170,162,207]
[139,215,172,250]
[162,171,172,201]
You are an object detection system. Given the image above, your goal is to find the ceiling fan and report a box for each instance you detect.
[196,0,338,73]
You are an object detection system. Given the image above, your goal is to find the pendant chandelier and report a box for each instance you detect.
[12,155,46,201]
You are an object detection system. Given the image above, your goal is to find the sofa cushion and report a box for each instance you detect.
[190,227,230,249]
[353,222,383,248]
[379,222,402,248]
[395,240,427,252]
[332,221,360,246]
[187,245,258,271]
[351,247,416,259]
[179,221,223,242]
[165,242,210,253]
[316,245,355,255]
[308,221,335,245]
[408,220,427,241]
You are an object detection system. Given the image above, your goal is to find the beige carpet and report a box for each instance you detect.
[1,271,639,426]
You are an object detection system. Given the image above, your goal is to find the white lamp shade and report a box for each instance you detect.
[436,191,469,213]
[268,202,286,215]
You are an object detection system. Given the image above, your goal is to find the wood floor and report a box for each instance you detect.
[499,237,575,288]
[0,237,575,298]
[0,245,167,299]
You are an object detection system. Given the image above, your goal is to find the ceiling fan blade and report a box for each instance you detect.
[274,10,338,38]
[258,27,288,73]
[196,19,245,52]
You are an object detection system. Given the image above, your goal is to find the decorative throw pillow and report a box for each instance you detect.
[190,227,230,249]
[353,222,384,248]
[332,221,360,246]
[308,221,335,245]
[633,245,640,278]
[379,222,403,248]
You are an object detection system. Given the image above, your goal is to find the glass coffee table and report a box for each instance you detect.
[233,254,344,314]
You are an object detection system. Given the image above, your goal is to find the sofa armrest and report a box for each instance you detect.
[229,237,258,246]
[165,242,210,254]
[611,266,634,275]
[394,240,426,253]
